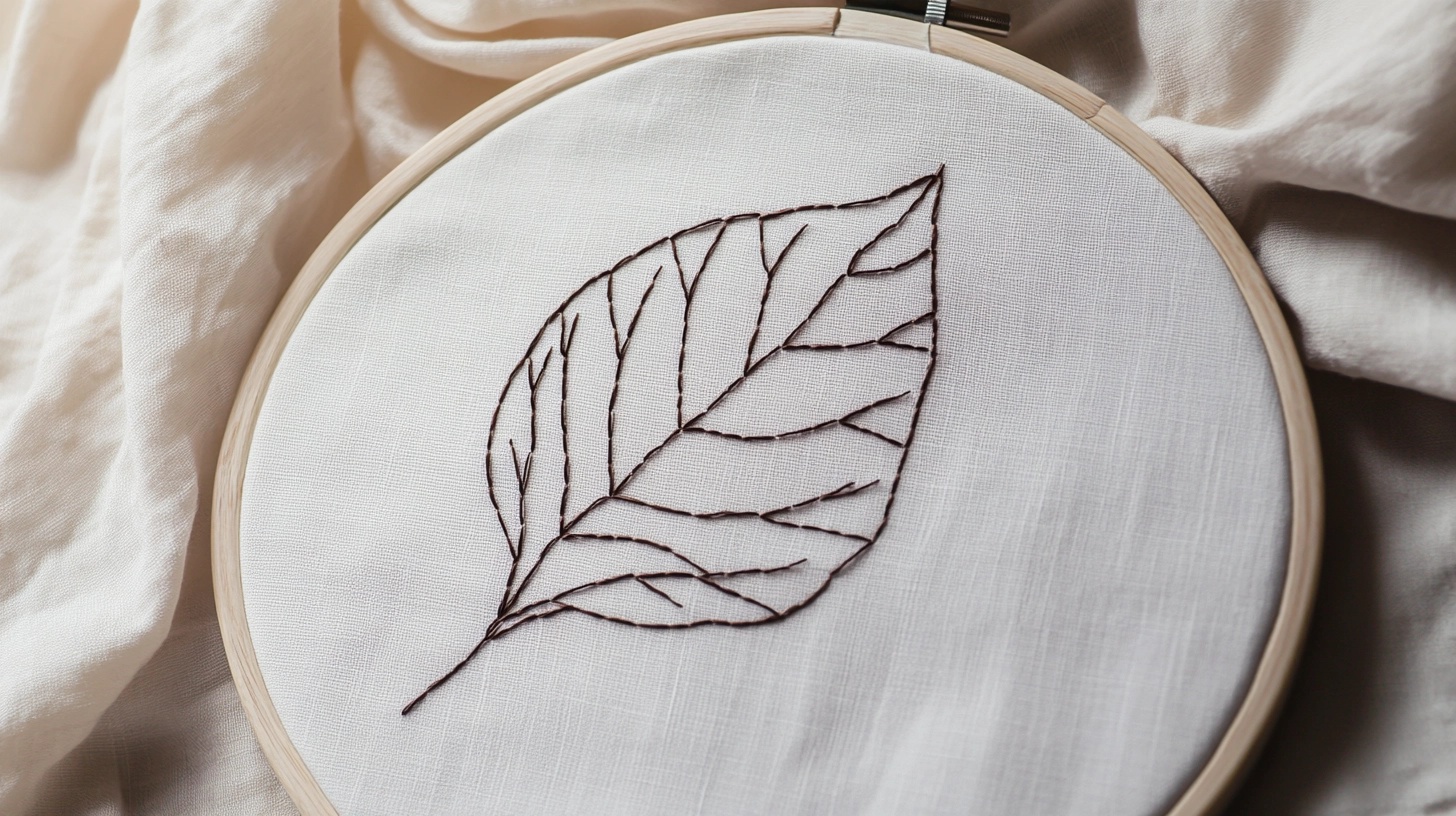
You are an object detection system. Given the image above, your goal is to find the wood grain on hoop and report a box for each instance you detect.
[835,6,928,49]
[214,7,1321,815]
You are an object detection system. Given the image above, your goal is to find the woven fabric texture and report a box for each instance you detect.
[240,36,1288,815]
[6,1,1454,814]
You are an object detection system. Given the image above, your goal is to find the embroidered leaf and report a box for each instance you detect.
[404,169,943,714]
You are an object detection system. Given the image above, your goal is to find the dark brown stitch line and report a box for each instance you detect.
[763,481,877,519]
[489,604,562,636]
[670,237,689,427]
[681,221,728,302]
[606,177,934,513]
[608,489,856,536]
[684,391,910,444]
[510,259,663,615]
[407,574,739,714]
[493,560,807,636]
[649,173,936,258]
[751,169,945,640]
[841,391,913,447]
[479,170,938,555]
[757,172,936,221]
[846,178,937,274]
[522,354,549,518]
[848,247,933,278]
[760,516,872,541]
[670,235,689,295]
[604,257,635,493]
[703,558,807,578]
[865,167,943,557]
[525,173,940,506]
[606,270,619,490]
[558,315,580,535]
[745,219,773,376]
[434,180,932,705]
[696,574,779,616]
[573,173,925,577]
[506,437,527,554]
[869,313,938,353]
[475,231,678,657]
[619,286,904,498]
[500,441,523,559]
[402,638,495,714]
[552,601,782,632]
[780,180,938,352]
[403,512,644,716]
[501,495,612,623]
[840,419,904,447]
[745,221,809,375]
[782,339,930,353]
[512,562,796,627]
[611,494,871,543]
[882,312,934,336]
[636,575,683,607]
[557,168,948,660]
[407,553,809,714]
[485,376,521,567]
[878,341,930,352]
[531,530,808,590]
[794,181,935,342]
[670,220,728,430]
[561,533,708,574]
[499,350,549,612]
[410,169,943,716]
[768,224,810,276]
[607,266,620,353]
[570,384,930,670]
[407,565,701,713]
[621,267,663,359]
[503,439,526,556]
[508,440,525,490]
[873,314,936,354]
[517,352,553,569]
[606,266,664,491]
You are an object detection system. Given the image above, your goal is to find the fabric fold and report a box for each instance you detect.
[0,1,1450,813]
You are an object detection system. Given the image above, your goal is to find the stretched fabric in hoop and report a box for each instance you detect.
[240,34,1288,816]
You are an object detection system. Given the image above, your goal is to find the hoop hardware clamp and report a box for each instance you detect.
[846,0,1012,36]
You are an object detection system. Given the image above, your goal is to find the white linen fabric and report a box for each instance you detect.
[239,37,1287,815]
[0,1,1451,815]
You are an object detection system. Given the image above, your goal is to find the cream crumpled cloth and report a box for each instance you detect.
[2,0,1452,813]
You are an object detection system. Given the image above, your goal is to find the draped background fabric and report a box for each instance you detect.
[0,1,1451,813]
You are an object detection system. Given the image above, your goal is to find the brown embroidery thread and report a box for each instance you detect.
[403,168,944,715]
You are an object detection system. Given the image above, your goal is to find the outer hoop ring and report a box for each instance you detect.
[213,8,1322,815]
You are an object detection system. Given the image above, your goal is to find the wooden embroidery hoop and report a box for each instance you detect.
[212,8,1323,815]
